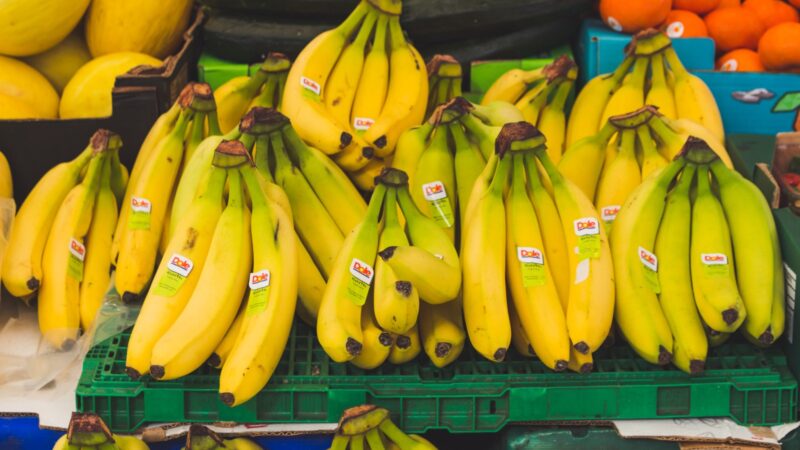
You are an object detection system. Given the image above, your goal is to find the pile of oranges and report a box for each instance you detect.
[599,0,800,72]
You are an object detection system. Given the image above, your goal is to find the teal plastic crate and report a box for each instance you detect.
[76,321,797,434]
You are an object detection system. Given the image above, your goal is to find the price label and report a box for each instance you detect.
[574,217,601,259]
[247,269,271,316]
[638,246,661,293]
[353,117,374,132]
[701,253,730,277]
[128,196,152,230]
[67,238,85,281]
[422,181,455,228]
[300,76,322,101]
[151,254,194,297]
[347,258,374,306]
[517,247,546,287]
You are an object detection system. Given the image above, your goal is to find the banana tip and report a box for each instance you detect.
[150,365,165,380]
[206,353,221,368]
[759,328,774,345]
[690,360,705,374]
[395,335,411,350]
[125,367,141,380]
[378,246,397,261]
[722,309,739,326]
[340,132,353,148]
[435,342,452,358]
[121,292,139,304]
[220,392,235,407]
[658,346,672,365]
[573,341,589,355]
[346,337,363,356]
[554,360,568,372]
[61,338,76,352]
[26,277,40,291]
[379,333,393,347]
[493,348,507,362]
[580,363,593,374]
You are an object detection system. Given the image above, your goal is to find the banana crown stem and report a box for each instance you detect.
[489,156,512,196]
[365,183,388,224]
[207,110,222,136]
[338,2,371,38]
[388,15,406,51]
[663,47,689,78]
[673,164,696,195]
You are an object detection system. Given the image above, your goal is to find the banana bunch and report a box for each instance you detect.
[2,130,126,349]
[612,138,784,374]
[317,167,462,368]
[53,413,149,450]
[481,55,577,163]
[559,105,734,232]
[462,122,614,369]
[126,140,297,408]
[329,405,437,450]
[215,52,291,133]
[566,29,724,148]
[113,82,221,303]
[180,425,263,450]
[425,54,462,120]
[282,0,428,189]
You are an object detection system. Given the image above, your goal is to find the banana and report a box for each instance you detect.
[109,146,128,205]
[637,125,668,180]
[283,125,368,234]
[710,158,782,345]
[514,80,549,125]
[410,126,456,242]
[690,164,746,333]
[350,298,393,369]
[509,300,535,357]
[125,149,228,378]
[115,103,196,302]
[391,183,461,304]
[316,183,386,362]
[337,405,390,436]
[645,53,677,120]
[350,157,385,191]
[281,2,369,155]
[661,117,734,169]
[248,53,292,111]
[565,56,634,146]
[38,143,106,350]
[654,165,707,373]
[351,14,390,135]
[114,435,150,450]
[379,419,436,450]
[363,16,428,157]
[419,299,465,368]
[426,54,461,118]
[536,63,576,164]
[534,147,615,355]
[270,131,344,278]
[459,111,500,161]
[558,121,617,201]
[150,159,251,380]
[374,188,419,334]
[3,142,93,298]
[567,346,594,374]
[79,153,118,331]
[471,101,525,126]
[295,235,327,325]
[462,144,511,362]
[594,128,641,231]
[664,46,725,142]
[600,57,648,126]
[365,429,387,450]
[219,163,297,407]
[208,303,245,369]
[450,121,485,225]
[612,158,684,365]
[387,321,421,364]
[391,123,434,190]
[481,67,545,105]
[506,153,569,371]
[0,150,12,198]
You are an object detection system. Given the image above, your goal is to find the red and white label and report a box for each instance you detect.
[69,238,86,261]
[353,117,375,131]
[666,21,685,38]
[300,76,321,95]
[350,258,374,285]
[573,217,600,236]
[249,269,271,290]
[517,247,544,265]
[130,196,152,213]
[638,246,658,272]
[601,205,621,222]
[166,253,194,277]
[701,253,728,265]
[422,181,448,201]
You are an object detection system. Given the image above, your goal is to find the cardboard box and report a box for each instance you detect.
[0,10,204,202]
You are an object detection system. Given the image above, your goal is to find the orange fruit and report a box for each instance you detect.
[742,0,799,28]
[673,0,722,13]
[705,6,766,51]
[663,10,709,37]
[758,22,800,70]
[716,48,766,70]
[789,0,800,8]
[599,0,672,33]
[716,0,742,7]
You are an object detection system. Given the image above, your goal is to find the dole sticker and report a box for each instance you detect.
[517,247,544,265]
[601,205,621,222]
[300,76,321,95]
[167,254,194,277]
[701,253,728,265]
[130,196,152,213]
[422,181,448,201]
[69,238,86,261]
[249,270,271,290]
[353,117,374,131]
[638,247,658,272]
[350,258,374,285]
[573,217,600,236]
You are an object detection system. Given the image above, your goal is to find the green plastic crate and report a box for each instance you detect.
[76,322,797,434]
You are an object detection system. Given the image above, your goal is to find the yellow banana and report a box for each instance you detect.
[109,146,128,205]
[349,157,385,191]
[450,121,485,226]
[351,14,390,135]
[645,53,676,120]
[426,54,462,118]
[208,302,245,369]
[655,165,707,374]
[388,321,421,364]
[459,111,500,161]
[637,125,668,180]
[600,57,648,126]
[514,79,549,125]
[316,184,386,362]
[664,46,724,142]
[481,67,545,105]
[567,347,594,374]
[471,101,524,126]
[558,121,617,201]
[351,298,393,370]
[294,234,326,325]
[595,128,641,231]
[390,123,434,191]
[419,299,465,368]
[509,300,535,357]
[248,53,291,111]
[219,163,297,407]
[537,75,575,164]
[410,126,456,242]
[647,114,731,167]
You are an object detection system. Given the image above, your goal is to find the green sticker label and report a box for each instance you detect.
[246,269,271,316]
[517,246,546,287]
[128,196,152,230]
[574,217,601,259]
[422,181,455,228]
[638,246,661,294]
[151,254,194,297]
[347,258,374,306]
[701,253,730,277]
[300,76,322,102]
[67,238,85,281]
